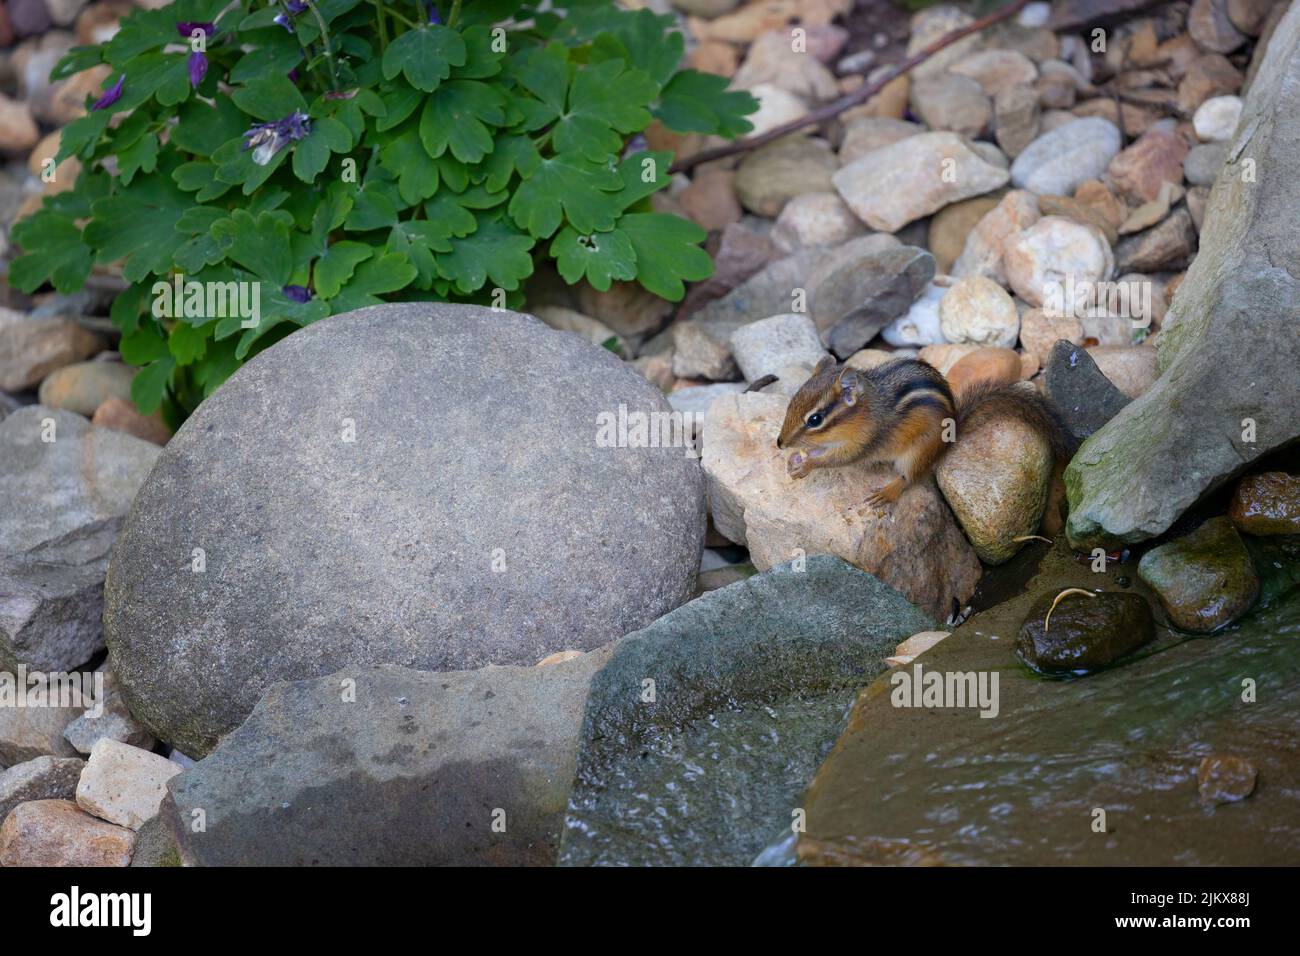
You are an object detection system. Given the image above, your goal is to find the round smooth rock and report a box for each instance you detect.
[1192,95,1243,141]
[938,276,1020,348]
[104,304,706,756]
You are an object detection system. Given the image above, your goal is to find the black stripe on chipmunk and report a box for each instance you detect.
[896,391,953,416]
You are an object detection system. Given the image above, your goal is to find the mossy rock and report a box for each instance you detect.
[1138,516,1260,633]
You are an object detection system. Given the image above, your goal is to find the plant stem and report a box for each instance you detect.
[448,0,463,27]
[373,0,389,45]
[305,1,340,90]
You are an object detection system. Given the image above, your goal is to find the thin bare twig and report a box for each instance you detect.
[670,0,1032,174]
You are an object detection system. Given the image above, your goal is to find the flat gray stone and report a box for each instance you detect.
[0,755,84,826]
[1066,2,1300,548]
[0,517,120,673]
[165,652,610,865]
[1044,340,1132,441]
[105,304,705,757]
[1010,117,1121,196]
[0,406,159,556]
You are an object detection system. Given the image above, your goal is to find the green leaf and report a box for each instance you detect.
[612,149,673,211]
[515,43,568,119]
[438,216,534,294]
[84,176,190,283]
[170,98,249,157]
[168,320,212,366]
[54,111,110,163]
[120,322,169,365]
[210,210,294,285]
[117,132,160,186]
[656,70,757,138]
[454,24,506,79]
[480,134,541,193]
[507,152,622,238]
[292,116,352,183]
[550,226,636,290]
[620,212,712,301]
[232,74,308,121]
[8,211,93,294]
[131,358,176,414]
[313,241,373,298]
[379,126,439,205]
[418,81,506,163]
[381,24,466,92]
[328,253,419,311]
[553,59,657,161]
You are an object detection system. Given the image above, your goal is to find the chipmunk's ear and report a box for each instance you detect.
[813,355,837,374]
[837,366,858,405]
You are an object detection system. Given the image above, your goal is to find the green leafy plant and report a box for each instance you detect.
[12,0,756,421]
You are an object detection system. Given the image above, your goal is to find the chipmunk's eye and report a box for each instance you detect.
[806,412,824,428]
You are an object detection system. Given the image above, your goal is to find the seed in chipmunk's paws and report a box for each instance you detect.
[787,452,809,478]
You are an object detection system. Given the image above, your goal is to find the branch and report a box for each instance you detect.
[670,0,1032,175]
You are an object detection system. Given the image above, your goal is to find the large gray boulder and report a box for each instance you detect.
[1066,4,1300,548]
[105,304,705,757]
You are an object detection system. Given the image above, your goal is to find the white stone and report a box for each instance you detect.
[75,738,183,830]
[881,280,948,346]
[1193,95,1243,142]
[771,192,865,252]
[952,190,1041,284]
[746,84,810,138]
[938,277,1020,348]
[1003,216,1115,309]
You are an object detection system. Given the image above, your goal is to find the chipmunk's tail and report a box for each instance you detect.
[954,380,1078,461]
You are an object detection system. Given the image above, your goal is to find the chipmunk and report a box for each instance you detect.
[776,356,1076,508]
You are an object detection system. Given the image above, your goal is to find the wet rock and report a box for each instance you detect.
[1108,129,1189,205]
[1004,216,1115,309]
[1018,308,1083,364]
[1017,589,1155,672]
[837,117,920,165]
[91,397,172,446]
[674,249,819,379]
[928,194,1002,274]
[1139,517,1259,632]
[1198,754,1257,806]
[832,131,1010,233]
[562,554,934,866]
[0,407,159,559]
[165,653,609,865]
[1177,53,1242,113]
[1115,208,1197,273]
[886,630,951,667]
[946,347,1023,395]
[1229,472,1300,536]
[75,738,181,830]
[935,394,1054,564]
[938,276,1019,349]
[909,73,991,138]
[993,84,1041,158]
[0,312,103,392]
[1189,0,1247,53]
[735,136,837,217]
[0,798,134,866]
[730,313,828,382]
[0,755,84,825]
[807,235,935,357]
[1044,340,1132,441]
[1193,95,1243,141]
[952,189,1040,283]
[1185,140,1222,184]
[700,391,981,619]
[771,191,865,252]
[0,517,121,673]
[1010,117,1121,196]
[105,305,705,757]
[881,280,947,347]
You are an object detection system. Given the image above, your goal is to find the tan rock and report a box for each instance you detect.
[0,93,39,156]
[577,281,674,341]
[844,348,899,371]
[837,117,921,166]
[687,40,740,77]
[1118,180,1182,235]
[885,629,952,665]
[1177,53,1243,113]
[76,3,128,46]
[1037,194,1120,247]
[1107,129,1189,204]
[909,72,992,139]
[771,191,865,252]
[536,650,585,667]
[1072,97,1162,137]
[700,391,982,618]
[918,343,980,376]
[0,312,105,392]
[734,29,841,102]
[678,166,742,233]
[1087,345,1159,398]
[736,135,837,217]
[947,347,1022,396]
[75,739,183,831]
[993,84,1040,158]
[33,64,111,126]
[1074,179,1128,229]
[929,194,1002,274]
[1018,307,1083,364]
[935,395,1054,563]
[907,4,981,78]
[628,352,675,392]
[0,799,134,867]
[1189,0,1247,53]
[952,189,1040,283]
[832,132,1010,233]
[745,83,810,138]
[37,360,136,416]
[951,48,1038,97]
[1004,216,1115,309]
[939,276,1019,348]
[843,72,909,120]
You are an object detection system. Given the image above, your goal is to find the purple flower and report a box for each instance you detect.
[91,74,125,111]
[242,111,312,166]
[286,0,309,12]
[273,13,294,33]
[177,23,215,90]
[275,1,309,32]
[427,3,442,25]
[282,285,312,303]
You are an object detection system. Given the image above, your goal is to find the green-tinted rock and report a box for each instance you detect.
[561,554,934,867]
[1139,516,1259,632]
[1017,589,1154,673]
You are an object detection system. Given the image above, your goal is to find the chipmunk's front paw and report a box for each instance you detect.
[786,451,814,479]
[865,479,904,508]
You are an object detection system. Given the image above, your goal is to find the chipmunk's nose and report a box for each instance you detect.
[775,435,785,449]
